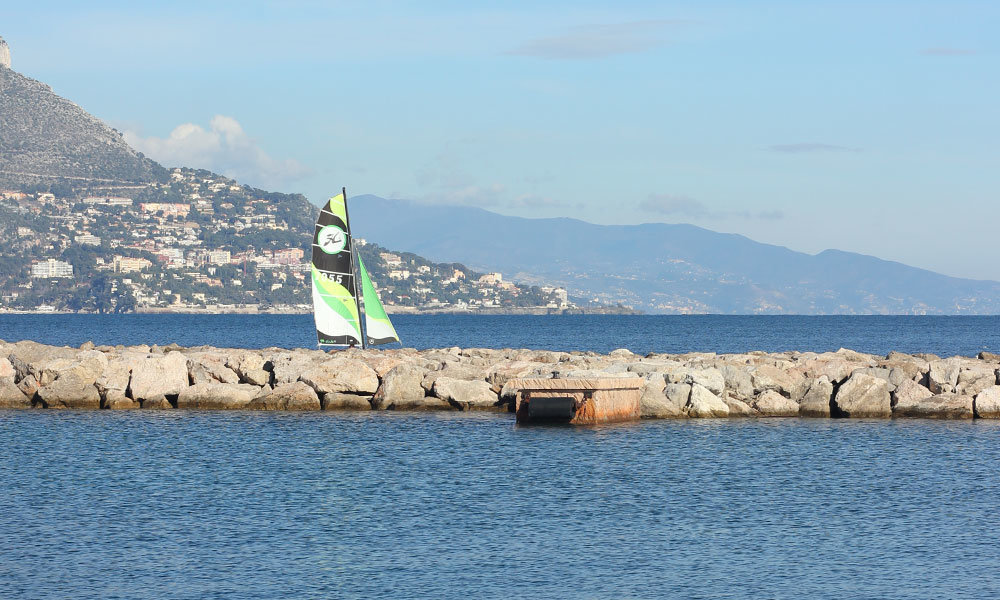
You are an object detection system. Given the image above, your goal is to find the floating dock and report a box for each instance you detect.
[512,377,642,425]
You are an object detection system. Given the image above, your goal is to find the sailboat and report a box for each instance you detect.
[311,188,400,348]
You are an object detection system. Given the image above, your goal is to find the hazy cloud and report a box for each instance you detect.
[507,20,683,60]
[640,193,783,220]
[767,143,860,154]
[921,47,975,56]
[124,115,312,189]
[639,194,711,218]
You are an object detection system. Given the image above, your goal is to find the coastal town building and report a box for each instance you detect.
[31,259,73,279]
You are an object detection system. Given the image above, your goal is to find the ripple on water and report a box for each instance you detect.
[1,412,999,599]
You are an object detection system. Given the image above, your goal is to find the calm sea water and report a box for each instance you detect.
[1,412,998,599]
[1,313,1000,356]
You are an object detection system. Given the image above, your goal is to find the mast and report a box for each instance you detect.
[342,187,367,349]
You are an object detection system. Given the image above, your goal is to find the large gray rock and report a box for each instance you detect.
[248,382,320,411]
[640,376,684,419]
[894,393,973,419]
[927,359,961,394]
[188,353,240,385]
[431,377,498,410]
[0,357,14,380]
[799,377,833,417]
[373,364,429,410]
[833,373,891,418]
[321,392,373,410]
[753,390,799,417]
[96,355,137,407]
[34,350,108,409]
[299,359,379,395]
[685,383,729,418]
[176,382,260,409]
[956,367,997,397]
[268,351,324,384]
[974,386,1000,418]
[6,341,78,384]
[421,362,487,392]
[891,379,932,411]
[664,383,692,411]
[0,377,32,409]
[750,365,804,398]
[227,351,270,386]
[718,365,754,401]
[683,368,725,396]
[723,395,756,416]
[129,351,189,401]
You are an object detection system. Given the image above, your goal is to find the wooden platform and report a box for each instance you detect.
[512,377,642,425]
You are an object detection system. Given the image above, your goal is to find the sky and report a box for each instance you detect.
[4,1,998,280]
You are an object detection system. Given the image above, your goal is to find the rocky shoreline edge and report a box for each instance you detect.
[2,340,1000,419]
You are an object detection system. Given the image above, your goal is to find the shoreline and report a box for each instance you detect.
[3,340,999,419]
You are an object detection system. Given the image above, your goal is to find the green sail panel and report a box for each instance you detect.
[311,193,361,346]
[358,256,400,346]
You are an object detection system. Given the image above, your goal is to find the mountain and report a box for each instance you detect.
[349,195,1000,314]
[0,65,166,188]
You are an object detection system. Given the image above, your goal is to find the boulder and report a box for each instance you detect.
[894,393,973,419]
[639,376,684,419]
[34,351,108,409]
[321,392,373,410]
[0,378,32,409]
[723,396,756,416]
[0,358,14,380]
[104,396,140,410]
[685,383,729,418]
[299,359,379,395]
[832,373,891,418]
[141,395,173,409]
[430,377,498,410]
[609,348,634,358]
[664,383,692,411]
[718,365,754,401]
[956,367,997,397]
[891,379,932,410]
[851,367,895,392]
[129,351,189,401]
[373,364,428,410]
[248,382,320,411]
[6,341,78,384]
[750,365,804,398]
[973,386,1000,419]
[753,390,799,417]
[683,368,726,396]
[268,351,324,384]
[978,351,1000,362]
[96,356,135,407]
[799,377,834,417]
[927,359,961,394]
[227,351,270,386]
[485,361,539,392]
[421,362,487,392]
[188,353,240,385]
[176,382,260,410]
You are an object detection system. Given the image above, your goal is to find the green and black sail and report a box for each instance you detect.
[311,188,400,348]
[311,190,362,346]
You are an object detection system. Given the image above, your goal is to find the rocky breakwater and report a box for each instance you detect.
[3,340,1000,420]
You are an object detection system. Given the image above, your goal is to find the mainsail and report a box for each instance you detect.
[311,188,400,348]
[311,191,362,346]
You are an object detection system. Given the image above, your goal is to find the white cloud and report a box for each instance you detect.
[507,20,684,60]
[124,115,312,189]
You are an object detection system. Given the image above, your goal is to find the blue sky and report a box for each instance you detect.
[5,1,998,279]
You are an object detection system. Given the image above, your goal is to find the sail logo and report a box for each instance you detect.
[317,225,347,254]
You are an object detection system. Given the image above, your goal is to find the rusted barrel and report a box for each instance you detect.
[511,377,642,425]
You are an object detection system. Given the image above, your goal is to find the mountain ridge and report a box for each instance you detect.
[348,195,1000,314]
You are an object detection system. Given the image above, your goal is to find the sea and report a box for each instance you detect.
[3,314,1000,599]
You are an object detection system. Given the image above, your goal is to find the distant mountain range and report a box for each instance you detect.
[350,195,1000,314]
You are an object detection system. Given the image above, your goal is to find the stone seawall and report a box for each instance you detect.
[2,340,1000,419]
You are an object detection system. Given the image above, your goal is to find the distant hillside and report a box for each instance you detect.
[349,195,1000,315]
[0,65,166,188]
